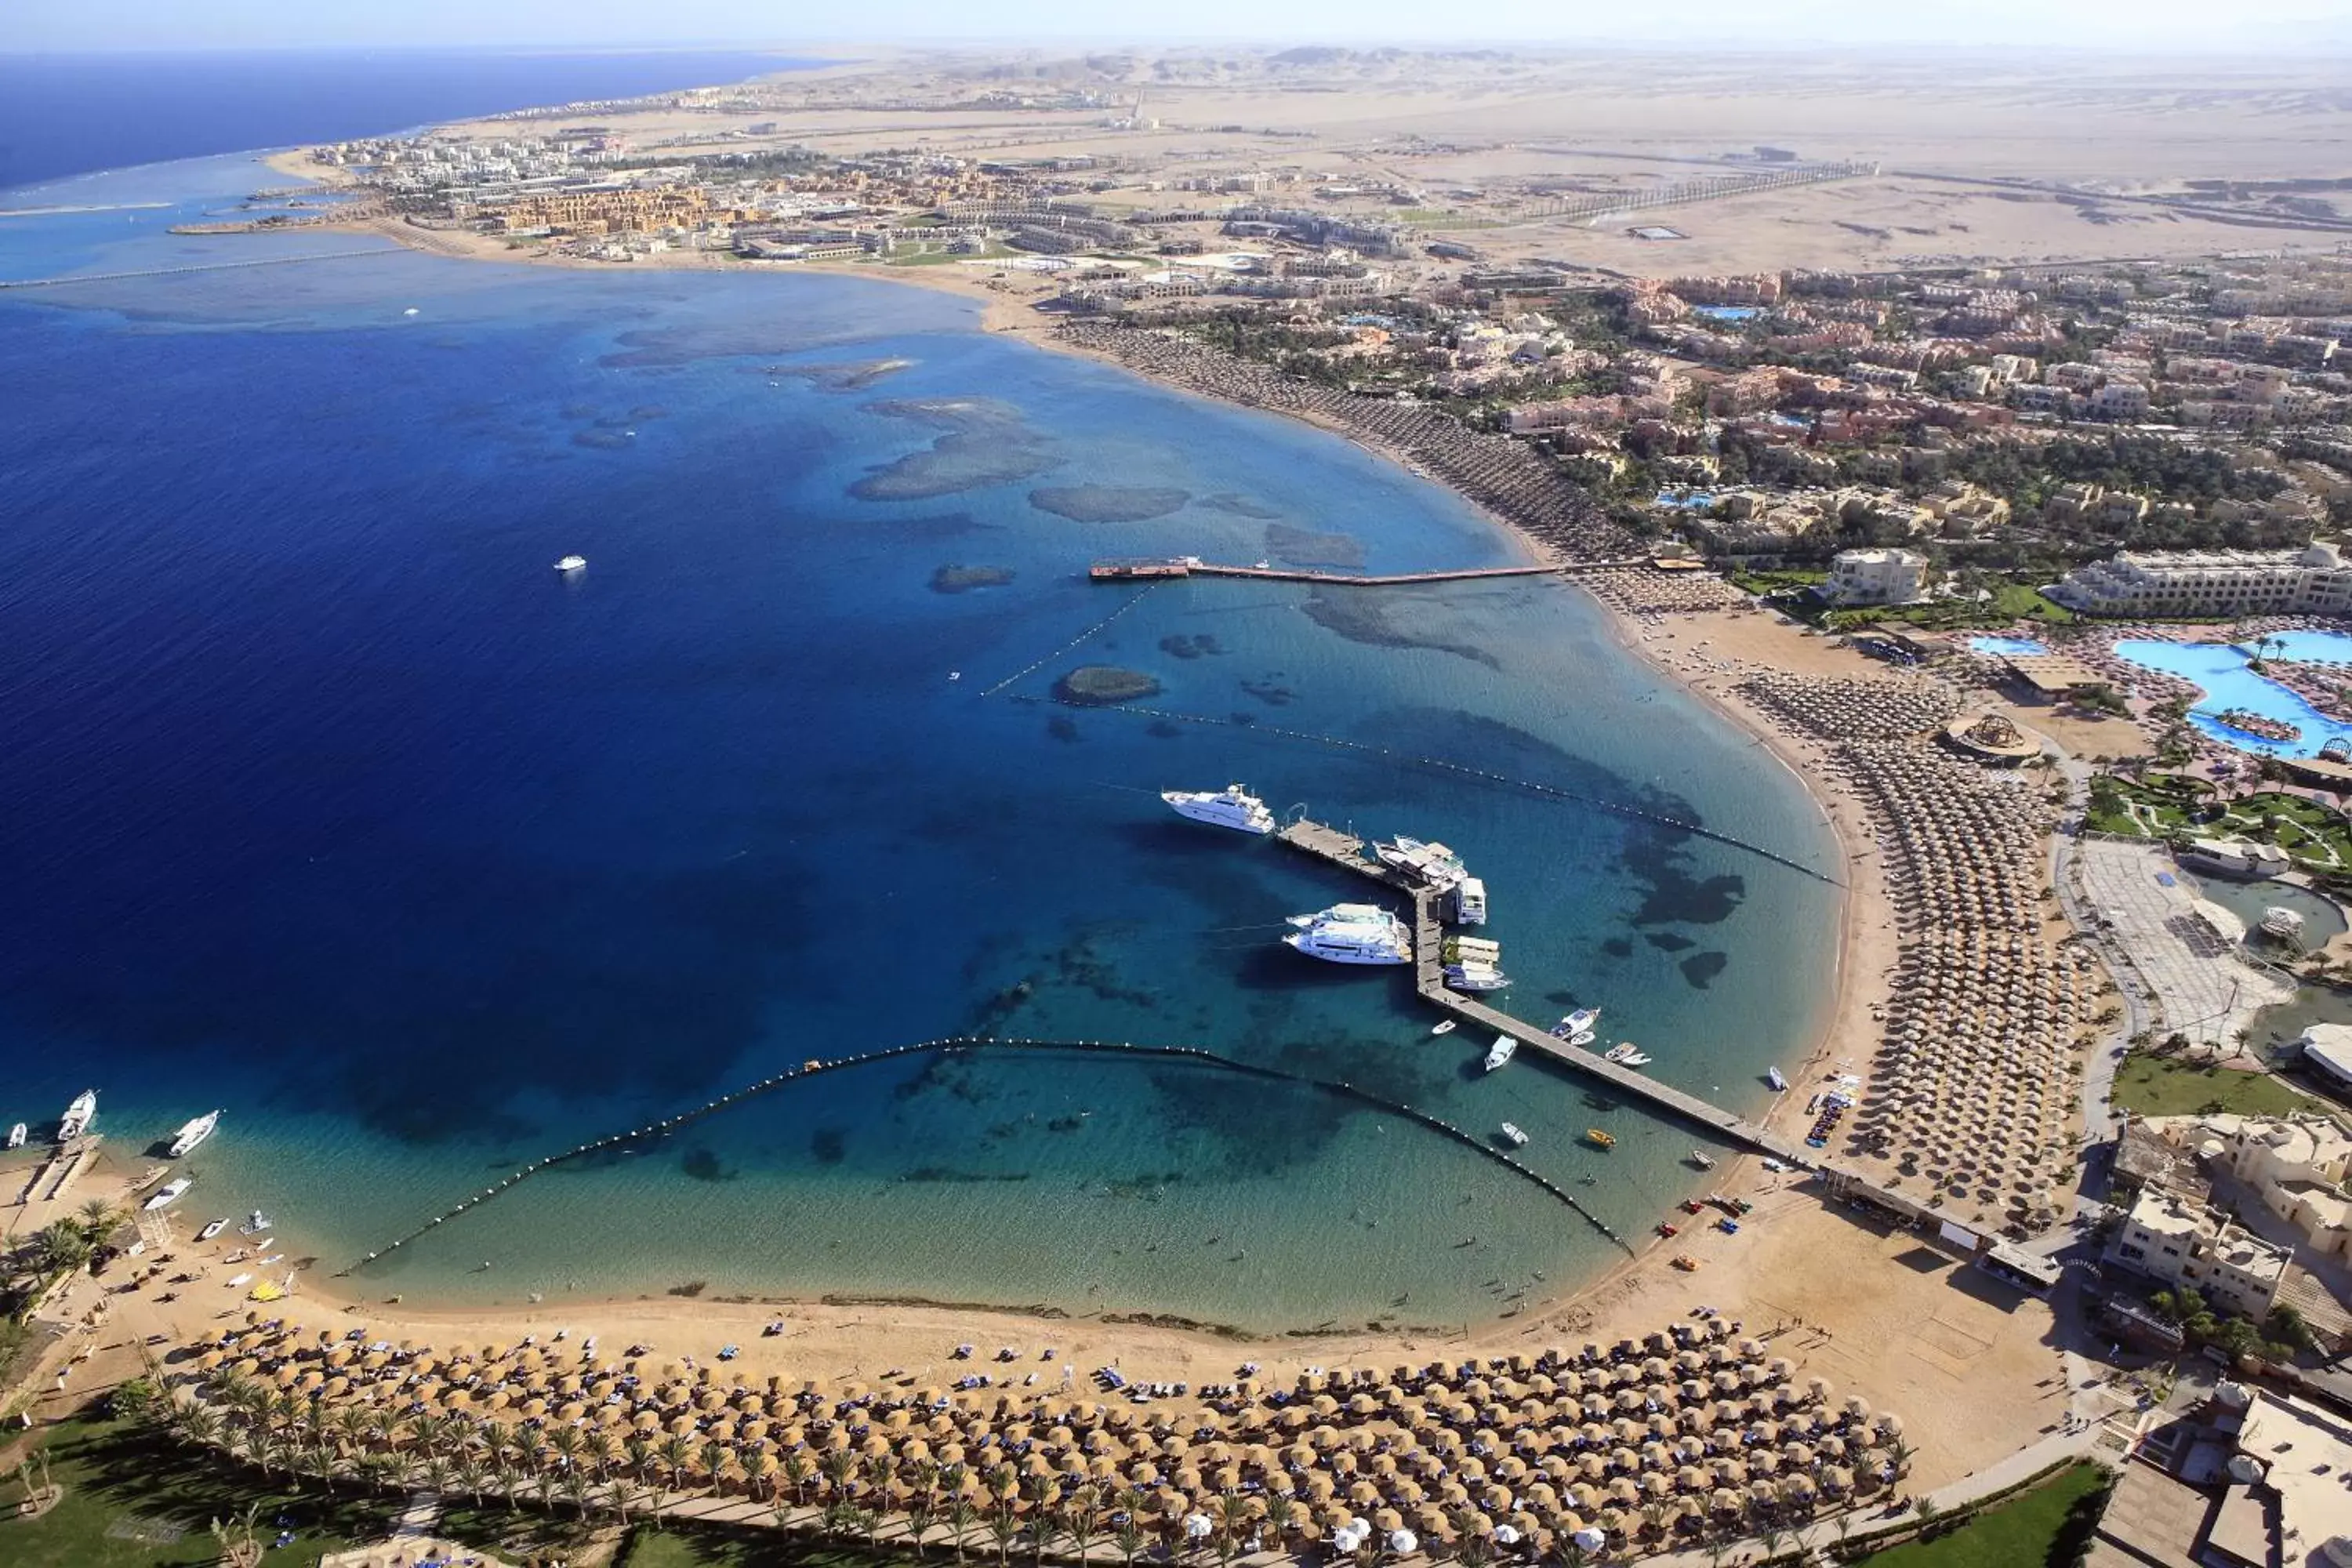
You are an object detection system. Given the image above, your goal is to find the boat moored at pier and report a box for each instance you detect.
[1374,836,1469,889]
[1283,907,1411,964]
[58,1090,96,1141]
[1163,783,1276,835]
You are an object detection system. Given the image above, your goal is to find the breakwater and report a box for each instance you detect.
[336,1036,1632,1276]
[0,247,392,289]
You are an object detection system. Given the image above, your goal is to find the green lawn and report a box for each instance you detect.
[1860,1462,2110,1566]
[0,1410,394,1568]
[2111,1054,2334,1119]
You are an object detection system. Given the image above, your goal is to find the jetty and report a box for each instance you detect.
[1088,557,1645,586]
[1275,818,1814,1167]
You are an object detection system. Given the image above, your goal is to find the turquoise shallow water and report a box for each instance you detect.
[0,154,1842,1330]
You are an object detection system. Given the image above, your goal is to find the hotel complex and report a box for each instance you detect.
[2046,542,2352,619]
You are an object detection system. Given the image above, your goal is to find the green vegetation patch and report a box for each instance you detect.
[1859,1461,2110,1566]
[0,1410,392,1568]
[2111,1052,2334,1119]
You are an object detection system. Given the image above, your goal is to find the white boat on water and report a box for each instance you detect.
[1451,877,1488,925]
[1483,1035,1517,1072]
[1688,1151,1717,1170]
[143,1177,192,1210]
[1500,1123,1529,1147]
[1766,1066,1788,1091]
[1290,902,1396,929]
[240,1209,272,1236]
[59,1090,96,1140]
[1443,962,1512,993]
[1603,1042,1653,1068]
[1562,1007,1601,1036]
[1285,915,1411,965]
[5,1123,23,1150]
[169,1109,221,1158]
[1374,836,1469,889]
[554,554,587,572]
[1430,1020,1457,1036]
[197,1218,229,1242]
[1163,783,1276,835]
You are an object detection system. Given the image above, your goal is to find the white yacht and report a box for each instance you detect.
[143,1177,193,1211]
[1500,1123,1529,1148]
[1430,1020,1457,1036]
[169,1110,221,1158]
[554,554,587,573]
[1284,913,1410,965]
[1163,784,1276,835]
[1561,1007,1601,1037]
[58,1090,96,1141]
[1603,1042,1653,1068]
[1443,962,1512,993]
[1450,877,1488,925]
[1483,1035,1517,1072]
[1374,836,1469,888]
[5,1123,23,1150]
[1289,902,1396,929]
[197,1218,230,1242]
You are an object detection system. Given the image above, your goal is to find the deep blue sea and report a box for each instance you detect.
[0,118,1842,1330]
[0,50,821,192]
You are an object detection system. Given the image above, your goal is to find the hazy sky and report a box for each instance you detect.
[5,0,2347,51]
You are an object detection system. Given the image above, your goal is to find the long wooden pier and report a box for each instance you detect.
[1089,558,1645,586]
[1275,818,1813,1167]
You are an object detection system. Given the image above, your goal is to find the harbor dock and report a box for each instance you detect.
[1274,817,1815,1167]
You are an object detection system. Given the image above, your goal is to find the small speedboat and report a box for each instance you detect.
[240,1209,272,1236]
[1584,1128,1617,1149]
[1500,1123,1528,1148]
[143,1177,193,1210]
[1562,1007,1600,1036]
[554,554,587,572]
[1483,1036,1517,1072]
[1688,1150,1717,1170]
[1766,1066,1788,1091]
[197,1218,230,1242]
[1430,1020,1457,1036]
[1604,1042,1653,1068]
[5,1123,23,1150]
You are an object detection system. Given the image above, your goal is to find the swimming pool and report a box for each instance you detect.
[2113,637,2352,759]
[1969,635,2050,657]
[1691,306,1762,322]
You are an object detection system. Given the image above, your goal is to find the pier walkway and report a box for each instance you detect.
[1089,557,1645,586]
[1276,818,1813,1167]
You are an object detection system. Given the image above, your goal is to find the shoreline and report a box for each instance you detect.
[5,152,2065,1493]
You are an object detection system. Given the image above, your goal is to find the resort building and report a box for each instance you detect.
[2107,1185,2290,1319]
[2203,1112,2352,1263]
[2302,1023,2352,1097]
[2176,838,2293,880]
[1823,546,1929,605]
[2045,542,2352,619]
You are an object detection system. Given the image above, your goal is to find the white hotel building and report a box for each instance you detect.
[2045,542,2352,619]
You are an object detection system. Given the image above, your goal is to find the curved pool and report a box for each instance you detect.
[2114,637,2352,759]
[1969,635,2049,657]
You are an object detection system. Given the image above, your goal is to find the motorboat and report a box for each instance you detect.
[1163,783,1276,835]
[1766,1066,1788,1091]
[143,1177,193,1210]
[1374,836,1469,888]
[1284,912,1410,965]
[1561,1007,1601,1036]
[1483,1036,1517,1072]
[1499,1123,1529,1148]
[169,1109,221,1158]
[1603,1042,1653,1068]
[5,1123,23,1150]
[1450,877,1488,925]
[1688,1150,1717,1169]
[1584,1129,1617,1149]
[240,1209,273,1236]
[1441,935,1501,964]
[196,1218,230,1243]
[58,1090,96,1141]
[1430,1020,1457,1036]
[554,554,587,572]
[1443,962,1512,993]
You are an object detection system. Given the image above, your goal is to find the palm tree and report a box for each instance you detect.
[867,1450,900,1516]
[822,1447,859,1501]
[1064,1482,1102,1565]
[624,1433,656,1484]
[906,1457,942,1556]
[1450,1509,1491,1568]
[700,1436,735,1498]
[783,1451,814,1507]
[1115,1514,1149,1568]
[989,1506,1022,1568]
[659,1434,698,1495]
[452,1453,491,1507]
[546,1423,586,1478]
[947,1487,981,1563]
[419,1453,454,1502]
